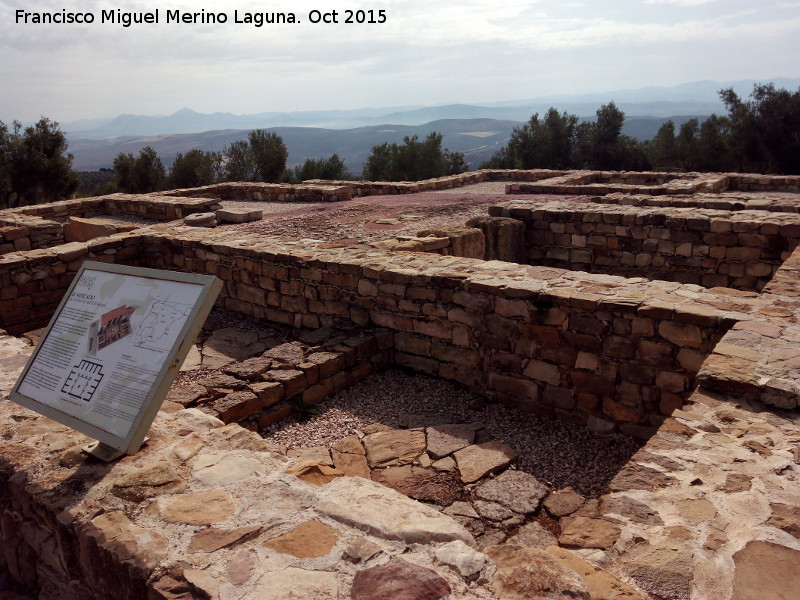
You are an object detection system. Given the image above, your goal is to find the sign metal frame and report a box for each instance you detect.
[10,261,222,459]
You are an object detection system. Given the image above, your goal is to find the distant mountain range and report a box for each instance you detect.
[67,116,707,172]
[64,77,799,173]
[64,77,799,139]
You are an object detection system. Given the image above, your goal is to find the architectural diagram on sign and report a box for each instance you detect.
[96,305,137,351]
[132,300,192,351]
[61,359,105,403]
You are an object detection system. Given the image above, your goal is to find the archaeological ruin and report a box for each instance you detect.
[1,169,799,600]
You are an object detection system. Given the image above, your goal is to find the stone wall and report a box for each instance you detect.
[370,227,485,259]
[0,234,144,334]
[2,213,799,430]
[8,194,222,223]
[161,182,353,203]
[507,171,729,196]
[138,227,781,435]
[306,169,564,197]
[596,191,800,213]
[0,195,222,256]
[490,201,800,291]
[727,173,800,192]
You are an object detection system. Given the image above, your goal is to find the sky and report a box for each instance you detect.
[1,0,798,123]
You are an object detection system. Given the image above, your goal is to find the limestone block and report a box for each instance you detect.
[184,212,217,227]
[216,208,263,224]
[63,217,116,242]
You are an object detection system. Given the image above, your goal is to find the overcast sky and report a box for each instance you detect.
[1,0,798,123]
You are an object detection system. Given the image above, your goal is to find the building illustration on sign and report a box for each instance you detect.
[97,305,137,350]
[61,359,105,403]
[132,300,192,351]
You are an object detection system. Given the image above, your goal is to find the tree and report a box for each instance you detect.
[480,146,515,169]
[362,143,393,181]
[0,122,12,205]
[648,121,679,169]
[721,84,800,174]
[676,119,700,171]
[695,115,732,172]
[113,146,166,193]
[222,130,287,182]
[4,117,79,206]
[589,102,627,170]
[361,132,467,181]
[168,149,220,189]
[249,129,287,182]
[294,153,350,181]
[222,139,256,182]
[504,108,579,169]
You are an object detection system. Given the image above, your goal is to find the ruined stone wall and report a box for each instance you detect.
[0,195,222,257]
[1,221,795,433]
[0,234,144,334]
[726,174,800,192]
[595,191,800,213]
[135,228,752,435]
[491,201,800,291]
[160,182,352,203]
[306,169,564,197]
[507,171,729,196]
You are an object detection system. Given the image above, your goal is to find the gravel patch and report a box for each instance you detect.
[429,181,514,194]
[91,214,161,227]
[220,200,327,215]
[264,368,641,498]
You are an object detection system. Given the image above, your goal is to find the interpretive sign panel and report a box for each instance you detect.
[10,261,222,456]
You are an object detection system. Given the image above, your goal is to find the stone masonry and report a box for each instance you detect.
[1,170,800,599]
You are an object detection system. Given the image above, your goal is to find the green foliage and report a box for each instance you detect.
[294,153,350,182]
[168,149,221,189]
[0,117,79,207]
[362,132,468,181]
[222,139,255,182]
[721,84,800,174]
[487,83,800,175]
[113,146,166,193]
[479,146,516,169]
[362,142,393,180]
[222,130,287,183]
[76,170,118,197]
[0,122,11,204]
[249,129,288,183]
[648,121,679,169]
[502,108,578,169]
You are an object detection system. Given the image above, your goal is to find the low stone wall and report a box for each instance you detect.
[0,195,222,256]
[0,215,64,253]
[1,222,797,433]
[0,225,32,254]
[727,173,800,192]
[507,171,729,196]
[161,182,352,203]
[101,194,223,220]
[596,191,800,213]
[183,326,394,430]
[490,201,800,291]
[306,169,565,197]
[139,227,785,435]
[370,227,485,259]
[0,233,145,334]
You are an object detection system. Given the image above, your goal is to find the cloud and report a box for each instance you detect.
[643,0,721,5]
[1,0,798,122]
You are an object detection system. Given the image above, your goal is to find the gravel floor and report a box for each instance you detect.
[220,200,327,215]
[264,368,642,498]
[92,214,162,227]
[428,181,513,194]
